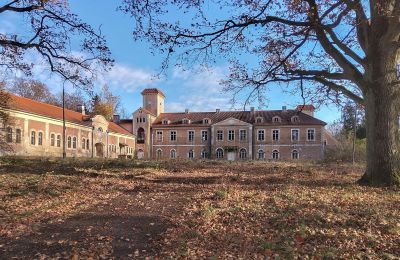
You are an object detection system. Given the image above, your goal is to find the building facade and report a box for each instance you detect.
[127,88,333,161]
[0,93,135,158]
[0,88,335,160]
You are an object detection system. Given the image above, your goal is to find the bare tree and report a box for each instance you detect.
[0,0,113,88]
[122,0,400,186]
[7,78,58,104]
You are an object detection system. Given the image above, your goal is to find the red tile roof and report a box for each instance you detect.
[296,105,316,111]
[141,88,165,97]
[6,92,133,136]
[153,110,326,126]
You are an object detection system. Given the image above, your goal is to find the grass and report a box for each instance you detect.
[0,157,399,259]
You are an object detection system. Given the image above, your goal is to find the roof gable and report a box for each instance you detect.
[212,117,251,126]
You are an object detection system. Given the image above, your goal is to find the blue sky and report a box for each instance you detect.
[2,0,341,123]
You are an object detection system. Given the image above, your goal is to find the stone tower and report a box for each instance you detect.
[141,88,165,116]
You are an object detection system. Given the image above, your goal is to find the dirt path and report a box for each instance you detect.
[0,175,198,259]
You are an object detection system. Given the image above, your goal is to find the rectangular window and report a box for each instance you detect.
[291,129,299,141]
[228,130,235,141]
[217,130,223,141]
[16,129,21,144]
[170,131,177,141]
[307,129,315,141]
[258,130,265,141]
[156,131,163,142]
[272,129,279,141]
[82,138,86,149]
[51,134,55,146]
[31,131,36,145]
[239,129,247,141]
[57,135,61,147]
[188,130,195,142]
[201,130,208,141]
[6,127,12,143]
[38,132,43,146]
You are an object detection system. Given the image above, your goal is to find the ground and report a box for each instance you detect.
[0,157,399,259]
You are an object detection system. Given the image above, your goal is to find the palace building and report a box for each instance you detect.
[0,88,335,160]
[123,88,334,160]
[0,93,135,158]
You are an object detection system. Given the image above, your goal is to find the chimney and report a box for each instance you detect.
[113,114,120,124]
[216,108,220,113]
[296,104,315,117]
[185,108,189,114]
[282,106,287,111]
[250,107,255,113]
[77,105,85,115]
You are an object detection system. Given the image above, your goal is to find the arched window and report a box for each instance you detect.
[170,149,177,159]
[292,150,299,160]
[272,150,279,159]
[291,116,299,123]
[157,149,163,159]
[255,117,263,123]
[272,116,281,123]
[86,139,90,150]
[72,136,77,149]
[16,129,21,143]
[258,149,265,160]
[67,136,72,148]
[38,132,43,146]
[31,131,36,145]
[82,138,86,149]
[137,127,145,143]
[188,150,194,159]
[162,119,169,125]
[57,135,61,147]
[201,149,208,159]
[182,118,190,124]
[239,148,247,159]
[216,148,224,159]
[50,134,55,146]
[6,127,12,143]
[203,118,211,124]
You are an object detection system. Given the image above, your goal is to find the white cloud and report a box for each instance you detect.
[166,65,235,112]
[97,63,161,93]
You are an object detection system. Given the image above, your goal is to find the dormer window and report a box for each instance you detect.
[291,116,299,123]
[255,117,263,123]
[203,118,211,124]
[272,116,281,123]
[162,119,169,125]
[182,118,190,124]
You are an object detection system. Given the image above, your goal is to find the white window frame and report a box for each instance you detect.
[272,129,280,141]
[216,130,223,141]
[272,116,281,123]
[156,130,163,142]
[291,129,300,142]
[216,148,224,159]
[291,116,299,123]
[257,149,265,160]
[228,129,235,141]
[307,128,316,141]
[257,129,265,141]
[30,130,36,145]
[170,130,177,142]
[201,130,208,141]
[188,130,195,142]
[255,117,263,123]
[272,149,280,159]
[170,149,177,159]
[239,129,247,141]
[239,148,247,159]
[292,149,299,159]
[57,134,61,147]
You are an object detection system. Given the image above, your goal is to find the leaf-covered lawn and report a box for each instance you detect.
[0,158,399,259]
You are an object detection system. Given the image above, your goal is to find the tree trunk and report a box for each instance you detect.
[360,32,400,185]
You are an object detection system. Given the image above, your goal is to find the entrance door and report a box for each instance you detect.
[137,149,144,159]
[95,143,104,158]
[227,151,236,161]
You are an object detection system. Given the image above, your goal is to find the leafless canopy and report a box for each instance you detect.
[0,0,113,88]
[121,0,399,107]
